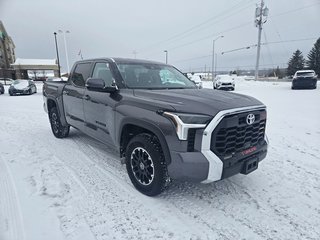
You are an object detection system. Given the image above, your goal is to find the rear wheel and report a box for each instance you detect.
[49,107,70,138]
[125,133,169,196]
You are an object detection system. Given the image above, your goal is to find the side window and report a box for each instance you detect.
[70,62,92,87]
[92,62,114,86]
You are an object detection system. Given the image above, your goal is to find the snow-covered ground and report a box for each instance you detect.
[0,80,319,240]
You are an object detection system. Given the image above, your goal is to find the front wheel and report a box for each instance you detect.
[125,134,169,196]
[49,107,70,138]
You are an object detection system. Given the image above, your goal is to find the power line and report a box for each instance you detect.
[269,2,320,19]
[172,37,318,63]
[180,62,288,72]
[139,0,254,54]
[144,20,252,59]
[144,3,320,59]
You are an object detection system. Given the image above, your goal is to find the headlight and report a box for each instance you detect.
[162,112,212,140]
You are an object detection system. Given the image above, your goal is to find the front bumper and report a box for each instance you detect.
[9,88,30,94]
[167,105,268,183]
[216,84,234,90]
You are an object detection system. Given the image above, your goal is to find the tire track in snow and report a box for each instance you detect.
[44,132,201,239]
[70,134,263,239]
[0,156,26,240]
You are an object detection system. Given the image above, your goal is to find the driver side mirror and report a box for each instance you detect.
[86,78,118,93]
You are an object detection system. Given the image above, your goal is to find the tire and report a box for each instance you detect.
[28,89,32,95]
[125,133,169,196]
[49,107,70,138]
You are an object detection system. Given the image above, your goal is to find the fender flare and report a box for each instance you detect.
[46,97,68,126]
[119,118,172,165]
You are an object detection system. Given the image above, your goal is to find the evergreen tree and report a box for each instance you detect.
[306,38,320,76]
[287,49,305,76]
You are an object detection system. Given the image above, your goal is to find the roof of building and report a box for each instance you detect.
[12,58,57,66]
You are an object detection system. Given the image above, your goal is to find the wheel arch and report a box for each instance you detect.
[46,97,68,126]
[119,119,171,165]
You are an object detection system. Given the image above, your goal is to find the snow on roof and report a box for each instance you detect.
[296,70,315,73]
[12,58,57,66]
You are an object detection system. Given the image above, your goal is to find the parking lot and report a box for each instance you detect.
[0,80,320,240]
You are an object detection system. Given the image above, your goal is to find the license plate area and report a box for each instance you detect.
[241,157,258,175]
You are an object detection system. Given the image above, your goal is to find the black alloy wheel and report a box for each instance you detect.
[130,147,155,186]
[125,133,169,196]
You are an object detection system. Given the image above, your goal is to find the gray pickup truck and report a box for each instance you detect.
[43,58,268,196]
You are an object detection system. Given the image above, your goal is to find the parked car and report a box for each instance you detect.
[0,77,13,85]
[213,75,235,90]
[189,75,203,89]
[291,70,317,89]
[43,58,268,196]
[8,79,37,96]
[0,82,4,94]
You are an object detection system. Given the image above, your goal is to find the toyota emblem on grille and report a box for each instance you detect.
[246,113,255,125]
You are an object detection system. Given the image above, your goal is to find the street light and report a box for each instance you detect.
[58,30,71,73]
[164,50,168,64]
[53,32,61,78]
[212,35,224,84]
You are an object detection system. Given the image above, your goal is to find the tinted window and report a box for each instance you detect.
[71,63,92,87]
[92,62,114,86]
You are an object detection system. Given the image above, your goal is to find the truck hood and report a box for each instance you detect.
[133,88,264,116]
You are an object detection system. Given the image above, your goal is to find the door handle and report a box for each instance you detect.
[83,95,91,100]
[63,90,69,95]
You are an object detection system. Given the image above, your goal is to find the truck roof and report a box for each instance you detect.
[75,57,165,66]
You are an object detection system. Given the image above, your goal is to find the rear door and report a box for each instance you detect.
[83,61,118,145]
[63,62,93,130]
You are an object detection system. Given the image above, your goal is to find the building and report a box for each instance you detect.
[11,58,59,79]
[0,21,16,78]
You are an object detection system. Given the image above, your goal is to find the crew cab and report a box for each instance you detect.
[43,58,268,196]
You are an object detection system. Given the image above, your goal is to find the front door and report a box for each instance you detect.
[83,62,118,145]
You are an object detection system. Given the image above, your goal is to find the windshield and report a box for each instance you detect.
[296,71,315,77]
[116,63,196,89]
[12,80,22,85]
[12,80,29,87]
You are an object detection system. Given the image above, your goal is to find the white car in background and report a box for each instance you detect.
[189,75,203,88]
[213,75,235,91]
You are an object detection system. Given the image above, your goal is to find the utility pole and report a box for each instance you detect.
[164,50,168,64]
[212,35,224,85]
[53,32,61,78]
[58,30,71,73]
[254,0,269,80]
[132,50,138,59]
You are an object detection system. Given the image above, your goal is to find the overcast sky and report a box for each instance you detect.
[1,0,319,73]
